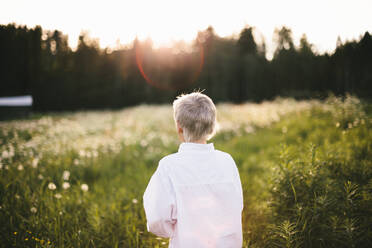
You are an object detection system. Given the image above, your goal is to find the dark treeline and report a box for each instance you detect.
[1,24,371,111]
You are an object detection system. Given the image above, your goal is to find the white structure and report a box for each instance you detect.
[0,95,33,106]
[0,95,33,120]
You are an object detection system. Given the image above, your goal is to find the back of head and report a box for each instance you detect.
[173,92,217,142]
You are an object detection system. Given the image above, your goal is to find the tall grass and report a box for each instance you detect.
[266,96,372,248]
[0,95,371,247]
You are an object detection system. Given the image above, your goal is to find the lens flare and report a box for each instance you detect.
[135,43,204,91]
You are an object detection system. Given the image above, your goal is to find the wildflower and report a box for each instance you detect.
[25,238,28,241]
[38,174,44,180]
[244,126,254,133]
[2,150,9,159]
[62,170,70,181]
[48,182,57,190]
[30,207,37,213]
[9,148,14,158]
[15,194,20,199]
[79,150,86,157]
[14,232,17,235]
[132,198,138,204]
[73,159,79,165]
[161,242,166,245]
[81,184,89,192]
[32,158,39,168]
[54,193,62,199]
[336,122,340,127]
[17,164,24,171]
[59,211,63,215]
[62,182,70,190]
[282,126,288,134]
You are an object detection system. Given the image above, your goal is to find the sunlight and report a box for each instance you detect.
[1,0,371,54]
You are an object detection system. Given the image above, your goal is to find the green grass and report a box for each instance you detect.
[0,95,371,247]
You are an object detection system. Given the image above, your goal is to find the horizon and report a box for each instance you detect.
[1,0,372,58]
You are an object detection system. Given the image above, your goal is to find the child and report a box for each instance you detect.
[143,92,243,248]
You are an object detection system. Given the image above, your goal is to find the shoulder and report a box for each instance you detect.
[214,149,236,163]
[159,152,179,165]
[157,152,180,171]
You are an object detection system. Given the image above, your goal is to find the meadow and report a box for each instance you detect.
[0,95,371,248]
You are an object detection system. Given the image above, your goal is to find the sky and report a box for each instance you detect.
[1,0,372,57]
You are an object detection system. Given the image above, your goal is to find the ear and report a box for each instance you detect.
[176,122,183,133]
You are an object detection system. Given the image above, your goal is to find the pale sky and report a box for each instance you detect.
[1,0,371,57]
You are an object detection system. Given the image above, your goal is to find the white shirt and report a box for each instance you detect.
[143,142,243,248]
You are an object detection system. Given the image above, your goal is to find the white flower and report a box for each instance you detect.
[132,198,138,204]
[32,158,39,168]
[73,159,79,165]
[54,193,62,199]
[81,184,89,192]
[38,174,44,180]
[30,207,37,213]
[62,170,70,181]
[79,150,86,157]
[17,164,24,171]
[2,150,9,159]
[62,182,70,190]
[48,182,57,190]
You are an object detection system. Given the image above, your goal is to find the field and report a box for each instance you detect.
[1,95,371,248]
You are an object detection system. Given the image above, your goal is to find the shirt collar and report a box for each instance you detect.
[178,142,215,152]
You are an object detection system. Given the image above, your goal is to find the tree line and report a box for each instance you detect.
[0,24,371,111]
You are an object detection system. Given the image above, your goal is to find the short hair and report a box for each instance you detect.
[173,92,217,142]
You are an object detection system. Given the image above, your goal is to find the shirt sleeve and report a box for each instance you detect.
[229,155,244,211]
[143,162,177,238]
[235,165,244,211]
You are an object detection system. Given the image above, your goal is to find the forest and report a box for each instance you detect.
[1,23,371,111]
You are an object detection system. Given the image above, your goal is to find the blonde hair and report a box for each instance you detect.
[173,92,217,142]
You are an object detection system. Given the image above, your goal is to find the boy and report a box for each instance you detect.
[143,92,243,248]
